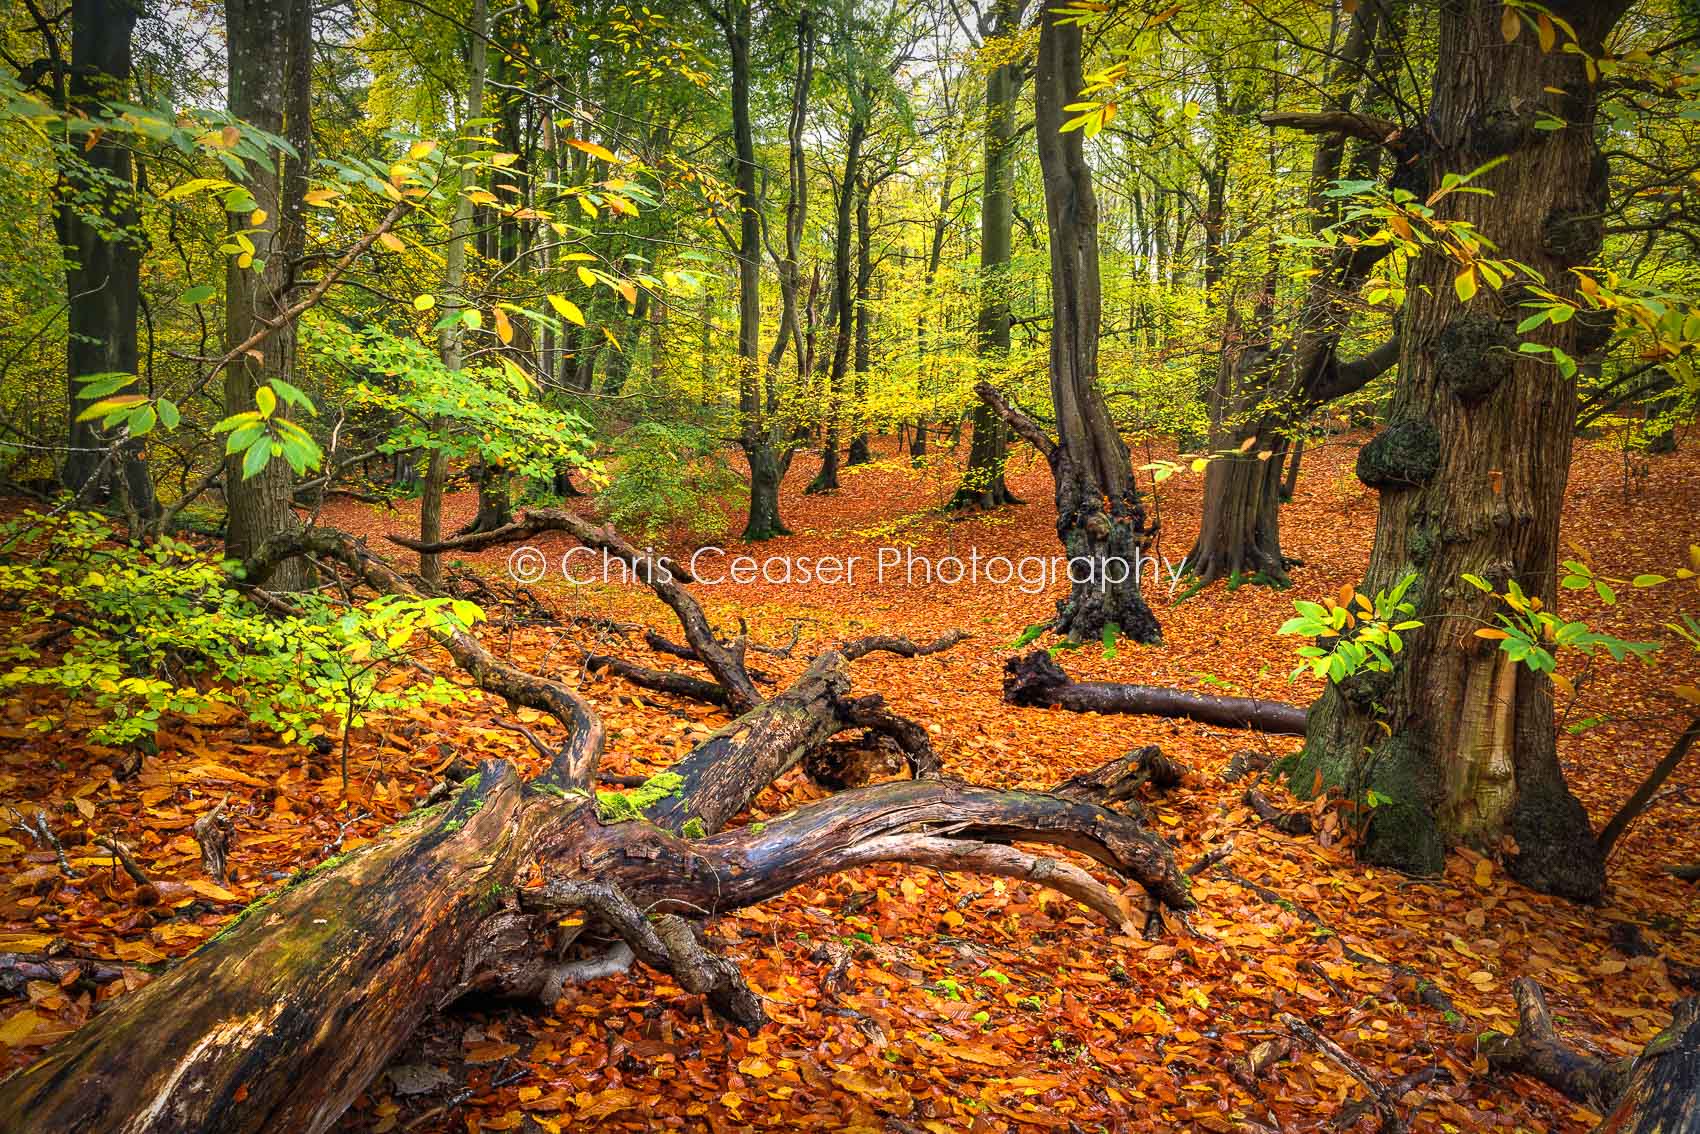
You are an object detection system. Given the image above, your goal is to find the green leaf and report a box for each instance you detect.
[157,398,180,430]
[240,437,271,480]
[180,284,216,305]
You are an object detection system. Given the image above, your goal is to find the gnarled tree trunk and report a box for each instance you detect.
[1289,0,1631,901]
[1021,3,1160,643]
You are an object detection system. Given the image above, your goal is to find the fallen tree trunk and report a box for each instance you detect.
[1483,977,1700,1133]
[0,533,1190,1134]
[1003,650,1309,735]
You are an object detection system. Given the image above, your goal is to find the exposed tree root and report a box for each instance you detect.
[1002,650,1309,734]
[1481,977,1700,1133]
[1244,787,1315,835]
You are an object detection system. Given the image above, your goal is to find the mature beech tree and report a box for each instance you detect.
[220,0,312,588]
[951,0,1026,511]
[1289,0,1634,901]
[982,1,1161,644]
[55,0,156,519]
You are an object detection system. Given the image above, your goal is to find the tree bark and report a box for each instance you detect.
[951,0,1025,511]
[1031,4,1160,643]
[1483,977,1700,1133]
[221,0,310,589]
[56,0,158,520]
[1289,0,1632,901]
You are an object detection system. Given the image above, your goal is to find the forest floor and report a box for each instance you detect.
[2,428,1697,1133]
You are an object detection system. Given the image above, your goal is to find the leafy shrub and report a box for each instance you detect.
[0,511,473,745]
[596,422,736,542]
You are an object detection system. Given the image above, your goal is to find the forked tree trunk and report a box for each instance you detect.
[1289,0,1630,901]
[1186,3,1391,588]
[846,190,875,466]
[807,111,867,496]
[1029,4,1160,643]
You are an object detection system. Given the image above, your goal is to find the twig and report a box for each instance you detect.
[7,806,77,878]
[1280,1012,1406,1132]
[94,834,152,888]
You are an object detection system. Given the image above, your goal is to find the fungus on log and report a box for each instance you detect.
[1003,650,1308,735]
[0,527,1190,1134]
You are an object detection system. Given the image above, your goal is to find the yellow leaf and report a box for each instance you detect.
[1552,673,1575,699]
[493,307,514,345]
[0,1010,42,1047]
[1474,858,1493,888]
[1475,628,1510,640]
[1537,13,1556,51]
[1455,264,1479,303]
[378,231,404,253]
[413,294,436,311]
[577,265,597,288]
[1189,457,1208,473]
[1674,684,1700,706]
[186,879,240,902]
[249,208,267,226]
[1501,5,1520,41]
[566,138,617,163]
[408,138,437,160]
[547,294,585,326]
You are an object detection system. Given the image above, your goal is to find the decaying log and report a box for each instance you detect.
[1483,978,1700,1132]
[0,529,1191,1134]
[1595,996,1700,1133]
[1003,651,1308,734]
[1051,744,1188,807]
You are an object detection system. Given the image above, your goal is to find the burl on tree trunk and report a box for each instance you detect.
[0,525,1190,1134]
